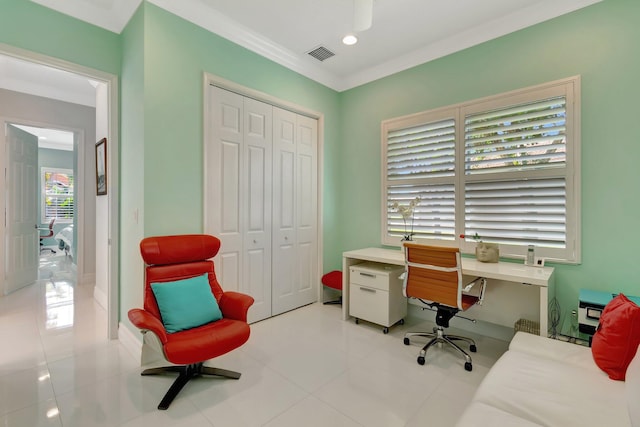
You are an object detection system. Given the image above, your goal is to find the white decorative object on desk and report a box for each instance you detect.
[461,233,499,263]
[475,242,499,263]
[390,196,420,242]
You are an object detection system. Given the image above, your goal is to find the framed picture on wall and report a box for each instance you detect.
[96,138,107,195]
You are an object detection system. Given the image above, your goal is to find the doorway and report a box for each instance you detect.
[0,46,120,339]
[7,124,79,295]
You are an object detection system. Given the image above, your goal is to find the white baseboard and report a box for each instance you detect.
[93,285,107,310]
[119,322,142,363]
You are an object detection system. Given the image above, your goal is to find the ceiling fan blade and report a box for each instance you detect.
[354,0,373,32]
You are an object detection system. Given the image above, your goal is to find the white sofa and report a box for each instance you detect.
[456,332,640,427]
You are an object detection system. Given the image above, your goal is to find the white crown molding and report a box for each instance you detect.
[150,0,601,93]
[29,0,602,92]
[148,0,343,91]
[339,0,602,91]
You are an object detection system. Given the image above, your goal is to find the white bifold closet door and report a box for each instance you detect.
[206,86,318,323]
[272,107,318,316]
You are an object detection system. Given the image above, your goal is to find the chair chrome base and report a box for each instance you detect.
[404,326,477,371]
[141,362,241,409]
[323,296,342,305]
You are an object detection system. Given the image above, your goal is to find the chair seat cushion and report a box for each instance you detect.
[163,318,251,364]
[151,273,223,333]
[322,270,342,291]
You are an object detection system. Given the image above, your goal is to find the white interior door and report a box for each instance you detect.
[242,97,272,323]
[272,108,297,315]
[294,114,318,308]
[207,87,244,295]
[272,108,318,315]
[5,124,39,294]
[207,87,273,322]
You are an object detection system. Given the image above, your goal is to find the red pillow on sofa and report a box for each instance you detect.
[591,293,640,380]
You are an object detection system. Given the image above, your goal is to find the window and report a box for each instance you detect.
[382,77,580,263]
[41,168,74,224]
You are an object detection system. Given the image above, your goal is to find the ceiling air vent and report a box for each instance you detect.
[307,46,335,62]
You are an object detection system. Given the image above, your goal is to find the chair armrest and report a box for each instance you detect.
[128,308,168,344]
[463,277,487,305]
[219,291,254,322]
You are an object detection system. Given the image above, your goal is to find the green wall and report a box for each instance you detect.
[2,0,638,336]
[140,4,341,238]
[0,0,120,75]
[120,4,146,330]
[337,0,640,320]
[117,4,342,334]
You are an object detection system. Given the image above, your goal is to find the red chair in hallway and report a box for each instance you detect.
[128,234,254,410]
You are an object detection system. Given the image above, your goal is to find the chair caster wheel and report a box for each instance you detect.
[355,318,359,324]
[465,362,472,372]
[470,345,477,352]
[404,337,410,345]
[383,327,389,334]
[417,356,425,365]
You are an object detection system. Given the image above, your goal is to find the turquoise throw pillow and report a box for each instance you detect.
[151,273,223,333]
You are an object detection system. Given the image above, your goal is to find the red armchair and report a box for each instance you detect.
[128,234,254,410]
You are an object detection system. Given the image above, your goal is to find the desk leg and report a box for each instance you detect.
[539,286,548,337]
[341,257,350,320]
[341,256,360,321]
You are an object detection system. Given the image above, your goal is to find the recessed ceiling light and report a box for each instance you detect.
[342,34,358,46]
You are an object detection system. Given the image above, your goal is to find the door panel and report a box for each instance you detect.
[272,108,318,315]
[5,125,39,294]
[218,251,240,293]
[294,115,318,303]
[243,97,272,323]
[208,88,243,294]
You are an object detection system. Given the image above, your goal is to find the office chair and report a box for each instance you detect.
[39,218,55,253]
[322,270,343,305]
[402,242,486,371]
[128,234,254,409]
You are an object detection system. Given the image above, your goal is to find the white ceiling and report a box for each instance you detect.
[13,124,74,151]
[26,0,601,92]
[0,54,97,107]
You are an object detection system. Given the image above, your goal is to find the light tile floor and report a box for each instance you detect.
[0,255,509,427]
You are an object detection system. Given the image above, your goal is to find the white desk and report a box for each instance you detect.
[342,247,555,336]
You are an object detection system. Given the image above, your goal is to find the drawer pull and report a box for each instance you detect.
[359,272,376,278]
[359,287,376,293]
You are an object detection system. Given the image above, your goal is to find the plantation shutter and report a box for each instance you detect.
[464,178,566,247]
[43,170,74,223]
[387,119,455,180]
[464,97,566,174]
[463,96,567,248]
[386,118,456,240]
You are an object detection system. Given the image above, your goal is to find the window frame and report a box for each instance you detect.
[41,167,74,225]
[381,76,581,264]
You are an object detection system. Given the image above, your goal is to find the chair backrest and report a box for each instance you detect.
[40,218,55,239]
[403,242,463,309]
[140,234,224,320]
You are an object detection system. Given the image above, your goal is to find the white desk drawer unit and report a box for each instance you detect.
[349,262,406,333]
